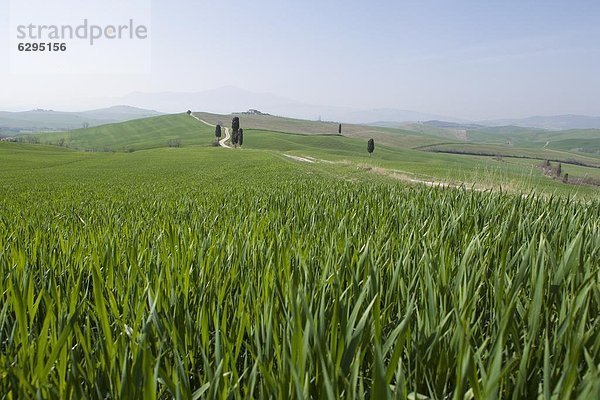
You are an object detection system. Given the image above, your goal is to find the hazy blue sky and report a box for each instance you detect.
[1,0,599,119]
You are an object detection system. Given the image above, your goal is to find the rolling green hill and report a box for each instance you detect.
[34,111,600,159]
[417,142,600,168]
[29,114,213,152]
[393,122,600,157]
[547,138,600,154]
[466,127,600,153]
[193,111,444,149]
[18,112,600,196]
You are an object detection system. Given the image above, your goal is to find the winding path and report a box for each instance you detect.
[189,113,231,148]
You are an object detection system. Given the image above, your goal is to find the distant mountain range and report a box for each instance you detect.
[0,105,162,133]
[365,116,600,131]
[374,120,485,130]
[100,87,465,124]
[406,116,600,131]
[103,87,600,130]
[477,115,600,130]
[2,87,599,132]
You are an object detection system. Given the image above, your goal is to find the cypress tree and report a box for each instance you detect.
[367,138,375,156]
[239,129,244,147]
[232,117,240,147]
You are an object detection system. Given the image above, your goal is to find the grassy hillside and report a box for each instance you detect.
[22,112,600,164]
[0,142,598,398]
[194,111,341,135]
[31,114,213,152]
[466,127,600,153]
[241,129,600,196]
[392,122,600,158]
[193,111,444,148]
[418,142,600,167]
[195,112,600,159]
[17,111,600,196]
[29,111,449,154]
[547,137,600,154]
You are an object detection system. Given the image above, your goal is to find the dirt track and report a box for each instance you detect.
[190,114,231,148]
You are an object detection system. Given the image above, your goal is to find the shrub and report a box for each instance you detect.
[167,139,181,148]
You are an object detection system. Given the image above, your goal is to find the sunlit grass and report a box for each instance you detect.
[0,145,598,399]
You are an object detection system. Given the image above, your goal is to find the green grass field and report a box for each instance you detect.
[466,127,600,155]
[240,129,599,197]
[2,113,599,398]
[418,142,600,166]
[23,113,600,197]
[393,122,600,159]
[27,114,213,152]
[1,142,599,398]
